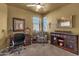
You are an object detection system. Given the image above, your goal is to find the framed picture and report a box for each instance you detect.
[57,20,72,28]
[57,16,73,28]
[13,18,25,32]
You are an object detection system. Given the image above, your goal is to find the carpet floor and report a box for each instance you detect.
[7,44,76,56]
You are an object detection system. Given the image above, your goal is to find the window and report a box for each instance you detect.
[43,17,48,32]
[33,16,40,32]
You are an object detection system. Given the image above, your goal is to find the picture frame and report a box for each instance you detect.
[57,20,72,28]
[13,18,25,32]
[57,16,73,28]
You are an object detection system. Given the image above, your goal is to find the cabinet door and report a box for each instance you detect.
[66,35,77,53]
[51,36,58,45]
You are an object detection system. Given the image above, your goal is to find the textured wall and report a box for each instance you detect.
[0,4,8,49]
[46,4,79,34]
[8,5,42,33]
[0,4,42,49]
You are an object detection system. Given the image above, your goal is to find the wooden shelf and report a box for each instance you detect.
[50,32,78,55]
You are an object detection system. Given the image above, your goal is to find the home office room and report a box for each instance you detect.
[0,1,79,58]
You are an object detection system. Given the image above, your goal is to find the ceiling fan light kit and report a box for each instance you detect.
[26,3,45,11]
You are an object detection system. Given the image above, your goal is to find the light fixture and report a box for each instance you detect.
[26,3,44,11]
[37,5,42,9]
[36,5,42,11]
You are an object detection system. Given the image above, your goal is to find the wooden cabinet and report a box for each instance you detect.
[50,32,78,54]
[24,34,31,45]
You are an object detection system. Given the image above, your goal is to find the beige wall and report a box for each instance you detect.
[0,4,42,49]
[46,4,79,34]
[8,5,42,34]
[0,4,8,49]
[1,3,79,49]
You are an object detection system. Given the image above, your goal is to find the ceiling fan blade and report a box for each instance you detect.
[26,3,44,7]
[26,5,36,7]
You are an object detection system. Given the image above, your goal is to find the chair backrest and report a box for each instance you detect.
[13,33,25,44]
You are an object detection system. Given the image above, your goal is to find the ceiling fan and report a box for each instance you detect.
[26,3,45,11]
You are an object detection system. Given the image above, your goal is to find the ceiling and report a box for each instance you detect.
[7,3,70,15]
